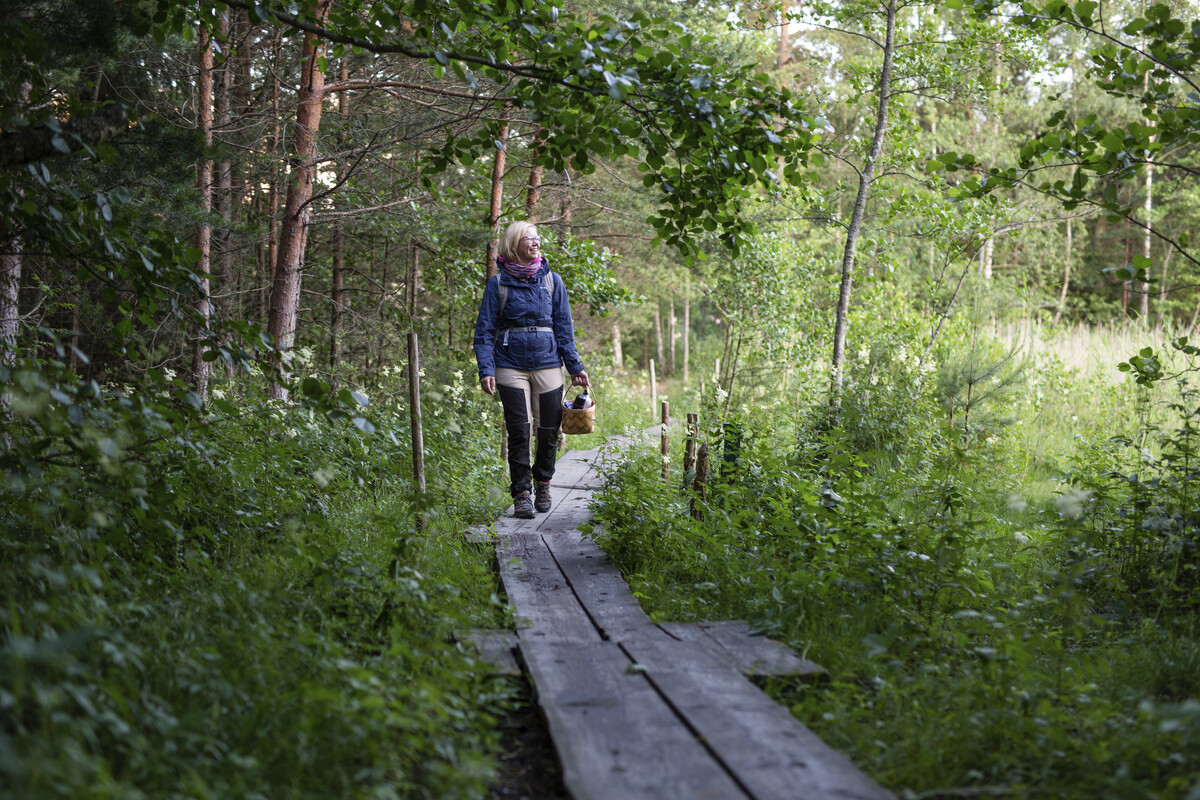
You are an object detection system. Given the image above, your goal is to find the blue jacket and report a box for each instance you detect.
[474,259,586,379]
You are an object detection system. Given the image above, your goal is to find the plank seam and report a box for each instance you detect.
[540,533,610,641]
[616,639,759,800]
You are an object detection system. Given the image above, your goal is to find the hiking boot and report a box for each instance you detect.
[512,491,535,519]
[534,480,552,513]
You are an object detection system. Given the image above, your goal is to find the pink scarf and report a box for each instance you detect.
[498,255,544,281]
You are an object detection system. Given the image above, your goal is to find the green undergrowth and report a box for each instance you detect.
[589,347,1200,799]
[1,358,519,799]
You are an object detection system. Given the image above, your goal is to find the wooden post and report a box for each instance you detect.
[649,358,657,422]
[691,442,709,520]
[684,412,699,482]
[661,400,670,483]
[408,332,426,529]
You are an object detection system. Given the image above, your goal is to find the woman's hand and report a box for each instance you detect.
[570,371,589,387]
[480,376,496,396]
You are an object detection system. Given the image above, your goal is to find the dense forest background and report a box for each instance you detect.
[4,0,1200,797]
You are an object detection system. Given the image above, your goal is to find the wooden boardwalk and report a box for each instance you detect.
[480,445,895,800]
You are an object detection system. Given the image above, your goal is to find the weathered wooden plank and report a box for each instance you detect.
[620,637,895,800]
[549,447,600,487]
[455,628,521,676]
[519,640,750,800]
[498,533,600,643]
[542,532,662,643]
[536,486,595,534]
[658,621,827,679]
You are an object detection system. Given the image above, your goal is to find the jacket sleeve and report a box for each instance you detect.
[550,272,586,375]
[474,276,500,379]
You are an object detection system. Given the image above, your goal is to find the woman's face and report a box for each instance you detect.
[515,227,540,264]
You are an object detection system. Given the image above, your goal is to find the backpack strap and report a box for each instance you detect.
[496,271,555,316]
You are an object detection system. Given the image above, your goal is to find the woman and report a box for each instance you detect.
[474,221,589,519]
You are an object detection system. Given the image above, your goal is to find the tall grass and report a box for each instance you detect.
[590,314,1200,800]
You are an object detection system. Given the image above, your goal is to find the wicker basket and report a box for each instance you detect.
[561,390,596,435]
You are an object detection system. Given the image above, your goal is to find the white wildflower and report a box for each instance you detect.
[1014,531,1030,544]
[1007,493,1028,514]
[311,467,336,489]
[1055,488,1093,521]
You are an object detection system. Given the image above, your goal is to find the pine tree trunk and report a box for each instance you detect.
[830,0,897,405]
[526,128,545,220]
[484,108,510,282]
[267,0,330,400]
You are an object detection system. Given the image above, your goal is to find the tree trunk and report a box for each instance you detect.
[979,234,994,279]
[829,0,897,405]
[1158,240,1174,330]
[666,295,676,376]
[526,127,545,220]
[0,81,28,371]
[0,223,20,370]
[682,287,690,388]
[192,24,215,403]
[484,108,510,282]
[653,302,664,370]
[559,167,574,237]
[1054,214,1073,325]
[1141,67,1153,323]
[330,56,350,372]
[1141,159,1153,323]
[1122,227,1131,318]
[409,241,419,322]
[214,10,235,376]
[264,30,283,325]
[267,0,330,400]
[611,317,623,369]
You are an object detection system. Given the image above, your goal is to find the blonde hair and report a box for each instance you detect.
[499,221,538,263]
